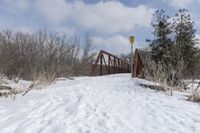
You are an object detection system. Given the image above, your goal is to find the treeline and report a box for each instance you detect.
[0,30,95,80]
[143,9,200,88]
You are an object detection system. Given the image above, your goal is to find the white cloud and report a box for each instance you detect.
[0,0,153,53]
[0,0,155,35]
[164,0,194,8]
[50,26,76,35]
[93,34,147,54]
[0,19,36,33]
[72,1,154,34]
[35,0,72,24]
[36,1,155,35]
[2,0,30,13]
[93,35,132,54]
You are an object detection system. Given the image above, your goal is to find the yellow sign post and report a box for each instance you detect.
[130,36,135,45]
[130,36,135,78]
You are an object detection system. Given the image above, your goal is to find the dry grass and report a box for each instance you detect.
[187,81,200,102]
[32,72,56,86]
[139,83,167,91]
[21,73,56,96]
[188,92,200,102]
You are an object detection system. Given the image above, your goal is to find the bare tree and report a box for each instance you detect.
[79,32,96,76]
[0,30,96,81]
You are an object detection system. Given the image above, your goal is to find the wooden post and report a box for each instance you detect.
[100,54,103,76]
[118,59,120,73]
[133,49,137,77]
[108,55,110,74]
[123,62,125,72]
[114,57,116,73]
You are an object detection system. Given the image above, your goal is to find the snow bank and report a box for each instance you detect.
[0,74,200,133]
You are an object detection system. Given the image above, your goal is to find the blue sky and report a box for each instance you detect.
[0,0,200,54]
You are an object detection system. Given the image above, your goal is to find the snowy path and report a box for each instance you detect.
[0,74,200,133]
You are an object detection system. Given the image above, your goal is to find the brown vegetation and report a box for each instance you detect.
[0,30,96,81]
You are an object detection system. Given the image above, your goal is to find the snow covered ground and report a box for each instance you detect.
[0,74,200,133]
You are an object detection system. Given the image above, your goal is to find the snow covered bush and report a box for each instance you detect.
[0,75,41,100]
[0,78,19,99]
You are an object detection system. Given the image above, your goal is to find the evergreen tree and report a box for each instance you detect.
[148,10,173,63]
[172,9,199,78]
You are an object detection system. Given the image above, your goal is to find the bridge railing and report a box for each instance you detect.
[90,49,144,78]
[90,50,130,76]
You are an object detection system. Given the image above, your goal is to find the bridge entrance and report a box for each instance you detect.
[91,49,144,78]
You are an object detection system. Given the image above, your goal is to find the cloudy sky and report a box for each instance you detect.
[0,0,200,54]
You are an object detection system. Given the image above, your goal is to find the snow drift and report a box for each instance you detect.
[0,74,200,133]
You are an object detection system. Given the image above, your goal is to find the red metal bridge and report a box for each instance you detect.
[91,49,144,78]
